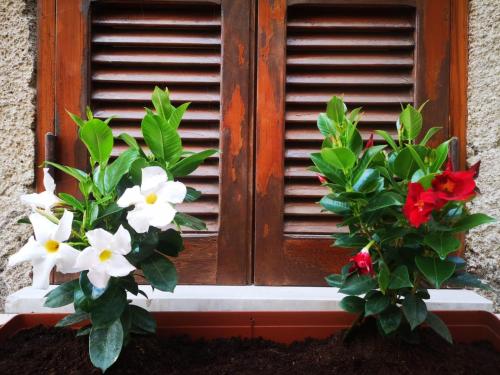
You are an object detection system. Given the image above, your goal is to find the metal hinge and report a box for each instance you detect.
[449,137,459,170]
[44,132,56,172]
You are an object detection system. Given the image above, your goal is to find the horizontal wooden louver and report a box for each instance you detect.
[284,5,416,235]
[90,2,221,232]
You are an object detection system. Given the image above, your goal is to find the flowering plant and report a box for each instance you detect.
[9,87,215,371]
[312,96,495,342]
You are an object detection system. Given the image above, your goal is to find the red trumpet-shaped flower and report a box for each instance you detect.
[349,242,374,276]
[317,175,327,184]
[431,160,477,202]
[403,182,440,228]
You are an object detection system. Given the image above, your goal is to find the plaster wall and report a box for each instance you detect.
[0,0,498,310]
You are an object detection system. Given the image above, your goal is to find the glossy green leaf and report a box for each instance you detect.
[157,229,184,257]
[320,147,356,171]
[375,130,399,151]
[378,261,391,294]
[130,305,156,334]
[89,319,124,372]
[90,286,127,328]
[174,212,207,231]
[366,192,403,212]
[365,292,390,316]
[450,213,496,233]
[393,146,428,180]
[326,96,346,124]
[168,102,190,129]
[379,306,402,334]
[426,312,452,344]
[58,193,84,211]
[117,133,140,152]
[151,86,174,121]
[104,149,139,193]
[325,274,343,287]
[415,256,455,288]
[445,272,491,290]
[399,104,422,140]
[44,280,78,308]
[317,113,335,136]
[45,161,88,183]
[430,140,450,172]
[339,275,377,296]
[141,253,177,292]
[353,169,381,193]
[424,232,461,260]
[55,311,89,327]
[340,296,365,313]
[420,127,442,146]
[388,265,413,289]
[80,119,114,167]
[66,110,85,127]
[310,153,346,186]
[333,234,367,248]
[402,294,428,330]
[141,113,182,163]
[170,149,217,177]
[320,195,350,214]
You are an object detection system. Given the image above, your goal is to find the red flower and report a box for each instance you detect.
[349,248,374,276]
[431,161,476,202]
[403,182,440,228]
[317,175,327,184]
[364,133,374,151]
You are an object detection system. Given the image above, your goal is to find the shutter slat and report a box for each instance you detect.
[284,5,415,235]
[93,31,221,47]
[93,69,220,84]
[91,3,222,233]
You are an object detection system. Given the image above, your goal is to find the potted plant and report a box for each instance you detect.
[312,96,496,342]
[1,94,499,374]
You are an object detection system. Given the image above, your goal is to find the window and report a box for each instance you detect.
[37,0,467,285]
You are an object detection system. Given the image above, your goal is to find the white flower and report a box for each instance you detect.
[75,226,135,289]
[8,210,80,289]
[21,168,61,211]
[117,166,186,233]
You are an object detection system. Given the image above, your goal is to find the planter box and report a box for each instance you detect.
[1,311,499,351]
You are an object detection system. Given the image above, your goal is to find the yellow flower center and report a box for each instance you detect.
[44,240,60,253]
[145,193,158,204]
[99,249,112,262]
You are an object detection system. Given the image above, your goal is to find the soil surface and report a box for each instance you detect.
[0,325,498,375]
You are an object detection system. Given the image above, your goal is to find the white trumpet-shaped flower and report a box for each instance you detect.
[8,210,79,289]
[21,168,61,211]
[75,226,135,289]
[117,166,186,233]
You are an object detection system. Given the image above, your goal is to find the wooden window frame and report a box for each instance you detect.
[36,0,255,285]
[36,0,468,285]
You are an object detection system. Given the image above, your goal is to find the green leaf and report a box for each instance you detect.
[415,256,456,288]
[151,86,174,121]
[168,102,190,129]
[402,294,428,330]
[320,195,350,215]
[44,280,78,308]
[130,305,156,334]
[379,306,402,334]
[333,234,367,248]
[446,272,491,290]
[450,213,496,233]
[365,292,390,316]
[45,161,88,183]
[90,287,127,328]
[117,133,140,151]
[170,149,217,177]
[326,96,346,124]
[339,275,377,296]
[89,319,124,372]
[157,229,184,257]
[353,145,386,182]
[184,187,202,202]
[174,212,207,231]
[317,113,335,136]
[104,149,139,193]
[430,140,450,172]
[96,203,123,222]
[141,253,177,292]
[66,110,86,127]
[55,311,89,327]
[420,127,442,146]
[388,265,413,289]
[310,153,346,186]
[406,144,427,172]
[76,326,91,337]
[424,232,461,260]
[141,113,182,162]
[130,157,149,185]
[378,262,391,294]
[353,169,381,193]
[80,119,114,167]
[393,146,428,180]
[426,312,453,344]
[349,129,363,156]
[399,104,423,140]
[325,274,343,287]
[366,192,403,212]
[340,296,365,313]
[321,147,356,171]
[58,193,84,211]
[375,130,398,151]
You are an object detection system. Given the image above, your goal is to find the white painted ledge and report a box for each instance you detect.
[4,286,493,314]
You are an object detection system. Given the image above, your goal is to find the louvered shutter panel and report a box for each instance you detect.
[255,0,451,285]
[53,0,254,284]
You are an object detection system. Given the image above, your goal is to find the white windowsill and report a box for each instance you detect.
[4,285,493,314]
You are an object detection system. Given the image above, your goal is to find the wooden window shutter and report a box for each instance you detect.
[255,0,452,285]
[51,0,254,284]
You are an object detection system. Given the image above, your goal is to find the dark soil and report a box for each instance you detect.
[0,324,498,375]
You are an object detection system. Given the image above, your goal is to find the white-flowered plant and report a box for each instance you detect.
[9,87,216,372]
[117,166,186,233]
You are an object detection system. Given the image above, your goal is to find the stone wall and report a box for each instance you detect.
[0,0,498,310]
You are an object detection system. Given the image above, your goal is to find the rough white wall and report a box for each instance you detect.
[0,0,498,310]
[0,0,36,309]
[465,0,500,308]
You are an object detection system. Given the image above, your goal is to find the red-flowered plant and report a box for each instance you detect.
[312,96,495,343]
